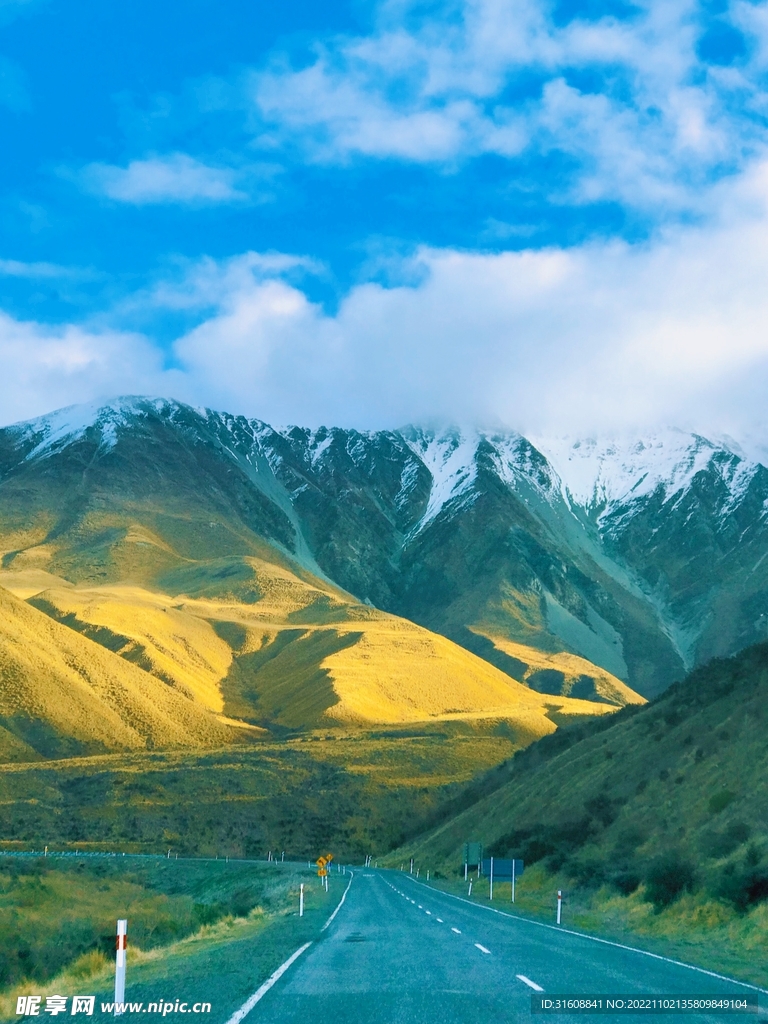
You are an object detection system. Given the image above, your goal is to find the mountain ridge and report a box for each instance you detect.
[3,396,768,699]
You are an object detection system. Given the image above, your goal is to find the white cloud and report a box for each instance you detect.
[82,153,247,205]
[0,259,100,280]
[165,160,768,437]
[6,162,768,439]
[250,0,764,212]
[0,313,179,425]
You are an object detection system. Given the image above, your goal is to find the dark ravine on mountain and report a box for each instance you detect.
[2,397,768,700]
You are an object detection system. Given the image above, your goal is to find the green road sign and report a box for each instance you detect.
[462,842,483,867]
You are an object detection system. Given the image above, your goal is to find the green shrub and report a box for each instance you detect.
[709,790,736,814]
[715,846,768,911]
[644,853,696,909]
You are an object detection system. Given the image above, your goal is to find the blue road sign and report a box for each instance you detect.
[480,858,524,879]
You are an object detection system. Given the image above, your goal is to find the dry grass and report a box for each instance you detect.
[472,630,645,706]
[31,585,233,713]
[0,555,640,754]
[323,619,621,729]
[0,587,243,753]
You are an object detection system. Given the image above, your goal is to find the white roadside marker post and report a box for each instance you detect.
[282,852,285,862]
[557,890,562,925]
[300,884,304,917]
[44,846,47,857]
[468,880,473,896]
[426,870,429,881]
[512,860,516,903]
[410,858,413,874]
[489,857,494,901]
[115,919,127,1014]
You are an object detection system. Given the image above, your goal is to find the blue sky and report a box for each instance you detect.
[2,0,768,434]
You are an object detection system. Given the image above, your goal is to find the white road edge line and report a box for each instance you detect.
[399,875,768,995]
[517,975,544,992]
[224,867,356,1023]
[322,870,355,932]
[223,942,312,1024]
[475,943,491,954]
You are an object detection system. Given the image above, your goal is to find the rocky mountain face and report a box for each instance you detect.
[2,398,766,699]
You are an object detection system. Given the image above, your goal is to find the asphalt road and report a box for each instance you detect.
[246,871,765,1024]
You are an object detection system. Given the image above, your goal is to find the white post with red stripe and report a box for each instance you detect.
[557,890,562,925]
[115,919,127,1013]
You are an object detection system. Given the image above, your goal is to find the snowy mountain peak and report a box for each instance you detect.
[13,396,176,462]
[403,427,480,530]
[531,429,758,513]
[7,399,766,539]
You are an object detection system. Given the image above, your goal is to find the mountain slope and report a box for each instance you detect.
[0,563,636,743]
[0,585,248,757]
[3,399,767,700]
[399,641,768,910]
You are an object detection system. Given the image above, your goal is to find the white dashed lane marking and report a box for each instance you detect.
[451,927,461,934]
[517,975,544,992]
[475,944,491,955]
[436,918,443,923]
[425,910,431,915]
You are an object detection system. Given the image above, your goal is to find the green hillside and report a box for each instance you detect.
[401,641,768,912]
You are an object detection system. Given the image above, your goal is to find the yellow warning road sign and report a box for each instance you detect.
[316,853,333,877]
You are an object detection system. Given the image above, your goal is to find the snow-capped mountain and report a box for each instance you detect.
[3,397,768,698]
[535,431,760,525]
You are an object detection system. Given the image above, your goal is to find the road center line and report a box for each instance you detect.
[517,975,544,992]
[436,918,443,923]
[425,910,431,915]
[451,927,461,934]
[475,944,491,954]
[398,874,768,995]
[223,942,312,1024]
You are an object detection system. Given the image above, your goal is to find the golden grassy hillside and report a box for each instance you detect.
[0,586,250,755]
[0,554,644,746]
[470,629,644,706]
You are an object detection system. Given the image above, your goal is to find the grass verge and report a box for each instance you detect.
[0,854,346,1022]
